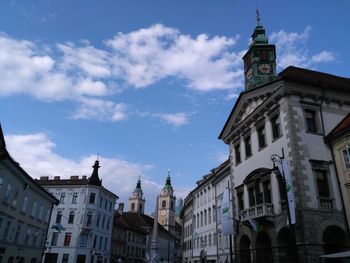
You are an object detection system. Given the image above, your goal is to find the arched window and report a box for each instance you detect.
[213,205,216,222]
[68,211,75,224]
[162,200,166,208]
[204,209,207,225]
[56,211,62,224]
[171,201,174,209]
[197,213,199,228]
[139,204,143,211]
[200,211,203,227]
[131,203,135,211]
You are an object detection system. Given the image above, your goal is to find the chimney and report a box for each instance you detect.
[40,176,49,181]
[117,203,124,214]
[70,176,78,180]
[54,176,60,181]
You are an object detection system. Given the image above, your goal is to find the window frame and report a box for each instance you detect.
[234,142,241,165]
[270,113,282,140]
[244,135,252,159]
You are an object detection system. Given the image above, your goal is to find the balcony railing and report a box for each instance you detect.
[242,203,274,219]
[320,197,333,210]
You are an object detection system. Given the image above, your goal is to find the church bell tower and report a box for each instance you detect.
[158,170,176,235]
[243,10,277,90]
[128,177,145,213]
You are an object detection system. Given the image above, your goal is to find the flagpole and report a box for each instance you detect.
[271,148,299,263]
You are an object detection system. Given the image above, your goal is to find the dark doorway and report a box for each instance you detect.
[44,253,58,263]
[239,235,251,263]
[277,227,297,263]
[323,225,349,263]
[255,231,273,263]
[77,255,86,263]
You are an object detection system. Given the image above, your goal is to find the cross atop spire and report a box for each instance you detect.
[256,8,261,26]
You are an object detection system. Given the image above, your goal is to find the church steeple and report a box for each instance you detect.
[88,160,102,186]
[158,170,176,234]
[163,169,173,191]
[242,10,277,90]
[128,176,145,213]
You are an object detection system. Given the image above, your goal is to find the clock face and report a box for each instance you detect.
[246,68,253,80]
[258,64,272,75]
[161,210,166,216]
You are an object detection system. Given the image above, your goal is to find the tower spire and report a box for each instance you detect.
[88,160,102,186]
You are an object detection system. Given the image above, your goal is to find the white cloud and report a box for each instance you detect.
[270,26,336,70]
[4,132,167,213]
[71,98,128,121]
[311,51,335,63]
[106,24,243,91]
[154,112,189,127]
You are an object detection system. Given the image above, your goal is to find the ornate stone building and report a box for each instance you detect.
[219,19,350,263]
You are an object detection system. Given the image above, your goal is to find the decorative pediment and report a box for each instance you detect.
[219,80,282,143]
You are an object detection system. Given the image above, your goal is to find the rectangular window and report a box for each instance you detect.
[64,233,72,246]
[263,181,272,203]
[234,143,241,164]
[62,254,69,263]
[343,147,350,169]
[2,221,11,240]
[237,191,244,212]
[244,136,252,158]
[60,193,66,204]
[4,183,12,203]
[248,187,255,207]
[316,170,330,198]
[31,202,37,217]
[257,125,266,148]
[80,234,88,247]
[51,232,58,246]
[14,224,22,243]
[72,193,78,204]
[305,109,318,133]
[21,196,28,213]
[271,114,281,139]
[89,193,96,204]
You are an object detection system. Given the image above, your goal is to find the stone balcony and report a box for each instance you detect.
[242,203,274,219]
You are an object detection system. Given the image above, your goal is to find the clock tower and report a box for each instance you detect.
[158,170,176,235]
[242,11,277,90]
[128,177,145,214]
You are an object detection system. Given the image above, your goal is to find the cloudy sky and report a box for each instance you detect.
[0,0,349,213]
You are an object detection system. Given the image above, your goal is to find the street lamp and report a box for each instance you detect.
[271,149,299,263]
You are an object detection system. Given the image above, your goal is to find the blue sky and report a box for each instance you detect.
[0,0,349,213]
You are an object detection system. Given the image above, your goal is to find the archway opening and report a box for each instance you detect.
[322,225,349,263]
[239,235,251,263]
[256,231,273,263]
[277,227,296,263]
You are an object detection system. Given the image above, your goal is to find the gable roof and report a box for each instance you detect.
[325,113,350,144]
[219,66,350,143]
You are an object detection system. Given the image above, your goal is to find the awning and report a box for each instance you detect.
[320,251,350,258]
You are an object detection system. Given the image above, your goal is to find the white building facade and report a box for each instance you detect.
[219,21,350,263]
[38,160,118,263]
[192,173,217,263]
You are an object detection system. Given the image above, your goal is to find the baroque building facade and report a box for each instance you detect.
[219,21,350,263]
[38,160,118,263]
[0,125,58,263]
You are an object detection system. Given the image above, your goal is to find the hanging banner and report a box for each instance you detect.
[277,159,296,225]
[221,188,234,235]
